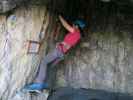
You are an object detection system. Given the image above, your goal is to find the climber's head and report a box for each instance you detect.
[73,19,86,30]
[73,19,87,37]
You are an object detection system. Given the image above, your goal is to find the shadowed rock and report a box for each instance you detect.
[0,0,25,13]
[48,87,133,100]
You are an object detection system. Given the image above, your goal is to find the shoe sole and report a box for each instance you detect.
[22,88,42,94]
[28,90,42,94]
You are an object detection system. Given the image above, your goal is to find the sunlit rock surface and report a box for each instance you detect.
[0,6,50,100]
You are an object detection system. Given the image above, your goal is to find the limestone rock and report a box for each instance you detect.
[0,6,50,100]
[56,32,133,94]
[0,0,24,13]
[48,87,133,100]
[0,1,133,100]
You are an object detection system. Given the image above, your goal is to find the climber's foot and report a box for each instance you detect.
[23,83,48,94]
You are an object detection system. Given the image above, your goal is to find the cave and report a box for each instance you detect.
[0,0,133,100]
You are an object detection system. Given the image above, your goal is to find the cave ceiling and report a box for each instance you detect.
[0,0,133,13]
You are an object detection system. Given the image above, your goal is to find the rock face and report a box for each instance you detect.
[56,32,133,94]
[48,87,133,100]
[0,6,50,100]
[0,0,25,13]
[0,2,133,100]
[0,0,65,13]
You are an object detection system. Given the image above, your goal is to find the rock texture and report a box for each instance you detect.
[0,6,50,100]
[48,87,133,100]
[0,0,24,13]
[56,32,133,94]
[0,2,133,100]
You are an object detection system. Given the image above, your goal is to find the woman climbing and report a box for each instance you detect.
[23,15,86,93]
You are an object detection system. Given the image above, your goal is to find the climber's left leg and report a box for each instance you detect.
[34,47,64,83]
[23,48,64,93]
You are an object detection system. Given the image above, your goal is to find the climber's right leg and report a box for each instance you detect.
[23,83,48,93]
[23,48,64,93]
[35,47,64,83]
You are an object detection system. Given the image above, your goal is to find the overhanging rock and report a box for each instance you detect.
[0,0,24,13]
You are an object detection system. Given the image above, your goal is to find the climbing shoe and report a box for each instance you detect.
[23,83,48,93]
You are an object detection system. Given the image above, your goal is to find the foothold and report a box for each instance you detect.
[27,40,41,54]
[9,15,17,23]
[9,15,17,21]
[8,15,17,29]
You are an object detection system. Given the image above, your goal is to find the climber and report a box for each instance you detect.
[23,15,86,93]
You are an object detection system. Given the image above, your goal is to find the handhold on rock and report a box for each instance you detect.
[27,40,41,54]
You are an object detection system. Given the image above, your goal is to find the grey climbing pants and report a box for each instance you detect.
[35,47,64,83]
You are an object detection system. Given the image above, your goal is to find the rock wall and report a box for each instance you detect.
[0,3,133,100]
[0,6,51,100]
[56,32,133,94]
[0,0,25,13]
